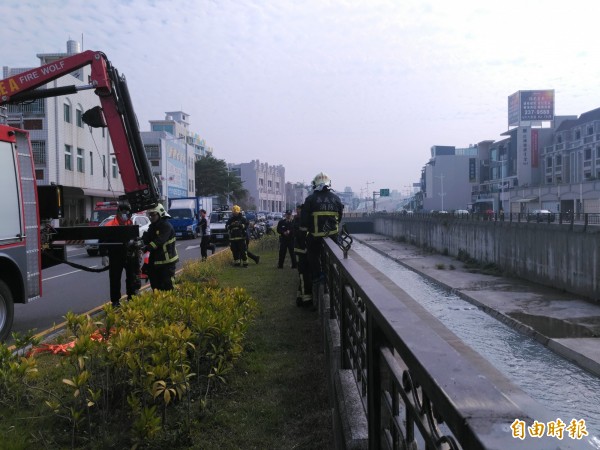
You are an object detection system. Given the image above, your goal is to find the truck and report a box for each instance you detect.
[0,49,160,341]
[209,209,232,245]
[90,201,121,226]
[168,197,213,239]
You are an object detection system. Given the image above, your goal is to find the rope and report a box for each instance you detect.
[43,250,109,273]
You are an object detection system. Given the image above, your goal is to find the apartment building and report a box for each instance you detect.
[3,40,123,224]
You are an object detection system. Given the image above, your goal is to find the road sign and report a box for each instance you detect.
[380,188,390,197]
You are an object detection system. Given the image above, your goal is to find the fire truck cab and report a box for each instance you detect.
[0,50,159,341]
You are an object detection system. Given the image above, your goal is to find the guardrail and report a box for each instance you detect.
[344,211,600,230]
[319,238,573,450]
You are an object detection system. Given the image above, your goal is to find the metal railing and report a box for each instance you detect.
[345,211,600,230]
[321,239,565,449]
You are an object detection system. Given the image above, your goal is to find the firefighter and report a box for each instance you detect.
[226,205,249,267]
[100,202,141,308]
[277,209,297,268]
[142,203,179,291]
[293,203,312,306]
[301,172,344,283]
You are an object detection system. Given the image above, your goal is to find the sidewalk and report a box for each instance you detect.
[352,233,600,378]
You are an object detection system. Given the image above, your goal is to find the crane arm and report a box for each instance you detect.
[0,50,158,212]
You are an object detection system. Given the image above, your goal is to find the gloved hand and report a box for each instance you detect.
[101,256,109,267]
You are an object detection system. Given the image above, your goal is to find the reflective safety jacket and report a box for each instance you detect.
[99,216,133,257]
[292,216,308,254]
[226,214,248,241]
[142,218,179,266]
[301,189,344,237]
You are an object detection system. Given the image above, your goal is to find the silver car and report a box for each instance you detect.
[84,214,151,256]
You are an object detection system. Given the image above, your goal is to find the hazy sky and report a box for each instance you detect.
[2,0,600,196]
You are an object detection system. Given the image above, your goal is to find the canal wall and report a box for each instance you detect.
[372,216,600,301]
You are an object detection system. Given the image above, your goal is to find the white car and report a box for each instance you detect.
[85,213,151,256]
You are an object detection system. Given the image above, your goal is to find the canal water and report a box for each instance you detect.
[352,241,600,448]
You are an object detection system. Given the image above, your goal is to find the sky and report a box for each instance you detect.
[2,0,600,197]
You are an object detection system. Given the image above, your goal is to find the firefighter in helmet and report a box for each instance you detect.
[226,205,249,267]
[142,203,179,290]
[301,172,344,283]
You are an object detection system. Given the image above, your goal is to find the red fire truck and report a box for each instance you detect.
[90,201,121,226]
[0,50,159,340]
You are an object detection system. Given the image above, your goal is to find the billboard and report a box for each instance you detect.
[508,90,555,126]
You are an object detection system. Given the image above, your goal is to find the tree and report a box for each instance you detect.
[195,156,248,208]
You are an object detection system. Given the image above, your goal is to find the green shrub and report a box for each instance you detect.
[0,262,258,448]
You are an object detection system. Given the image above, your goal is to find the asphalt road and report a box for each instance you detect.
[11,237,221,341]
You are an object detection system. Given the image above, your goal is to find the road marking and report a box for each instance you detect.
[185,244,200,250]
[42,266,98,281]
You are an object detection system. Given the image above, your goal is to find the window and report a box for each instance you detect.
[585,148,592,160]
[556,155,562,165]
[76,108,83,128]
[77,148,84,173]
[546,157,552,168]
[259,178,264,187]
[151,124,175,134]
[7,98,44,114]
[35,169,44,180]
[111,157,117,178]
[89,151,93,175]
[557,135,562,144]
[588,126,594,135]
[575,129,581,140]
[64,103,71,123]
[31,141,46,165]
[65,145,72,170]
[23,119,43,130]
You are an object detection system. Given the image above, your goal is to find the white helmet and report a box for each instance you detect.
[148,203,170,218]
[312,172,331,191]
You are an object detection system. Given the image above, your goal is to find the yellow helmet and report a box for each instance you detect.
[232,205,241,213]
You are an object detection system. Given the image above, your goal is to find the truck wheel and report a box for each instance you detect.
[0,280,15,342]
[87,249,99,256]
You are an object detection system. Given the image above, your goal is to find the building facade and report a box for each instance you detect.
[141,111,211,206]
[3,40,124,224]
[230,160,286,212]
[421,145,480,212]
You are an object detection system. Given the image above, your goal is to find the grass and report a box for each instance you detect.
[0,236,332,449]
[198,237,332,449]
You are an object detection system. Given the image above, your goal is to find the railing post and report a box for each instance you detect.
[366,311,381,450]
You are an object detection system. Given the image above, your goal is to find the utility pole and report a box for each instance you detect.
[366,181,373,212]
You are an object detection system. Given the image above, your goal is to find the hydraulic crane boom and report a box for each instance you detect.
[0,50,158,212]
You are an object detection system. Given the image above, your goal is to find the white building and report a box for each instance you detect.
[3,40,124,224]
[141,111,211,206]
[230,160,286,212]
